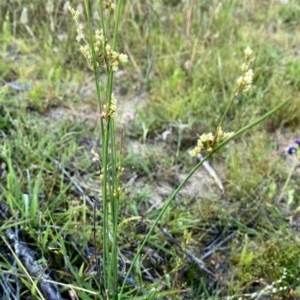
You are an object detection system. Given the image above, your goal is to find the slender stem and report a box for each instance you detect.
[112,0,123,50]
[111,121,118,298]
[217,92,238,130]
[102,119,110,291]
[110,1,124,297]
[101,0,124,297]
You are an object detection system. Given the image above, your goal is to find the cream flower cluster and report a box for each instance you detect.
[190,127,234,156]
[100,94,117,119]
[104,0,116,13]
[68,5,128,71]
[236,46,254,93]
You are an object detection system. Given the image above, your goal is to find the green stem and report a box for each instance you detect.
[102,118,110,291]
[112,0,123,50]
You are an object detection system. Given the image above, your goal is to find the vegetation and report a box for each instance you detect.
[0,0,300,299]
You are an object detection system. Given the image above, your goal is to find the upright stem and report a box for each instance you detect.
[102,1,123,297]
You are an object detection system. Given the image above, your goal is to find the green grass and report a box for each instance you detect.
[1,0,300,299]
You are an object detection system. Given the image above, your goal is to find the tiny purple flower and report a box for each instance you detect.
[287,145,297,155]
[295,139,300,146]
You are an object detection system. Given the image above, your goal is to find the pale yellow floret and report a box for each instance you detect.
[190,127,235,156]
[244,46,253,59]
[199,132,214,143]
[119,53,128,63]
[240,63,249,72]
[222,131,235,139]
[68,6,80,23]
[104,0,116,13]
[110,94,117,117]
[236,68,253,92]
[95,29,104,46]
[76,24,85,42]
[244,69,253,83]
[79,45,92,65]
[69,5,127,71]
[235,47,254,93]
[105,44,128,71]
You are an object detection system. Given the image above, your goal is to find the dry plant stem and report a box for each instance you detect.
[119,99,289,297]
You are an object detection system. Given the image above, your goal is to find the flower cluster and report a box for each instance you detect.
[236,47,254,94]
[104,0,116,14]
[190,126,234,156]
[68,5,128,71]
[68,6,85,42]
[100,94,117,119]
[105,44,128,71]
[109,94,117,117]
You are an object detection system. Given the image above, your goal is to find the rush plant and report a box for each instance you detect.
[68,1,288,299]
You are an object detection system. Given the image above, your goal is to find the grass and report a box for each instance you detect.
[1,0,300,299]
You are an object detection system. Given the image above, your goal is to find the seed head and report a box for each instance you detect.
[235,47,254,94]
[236,68,253,92]
[68,6,81,23]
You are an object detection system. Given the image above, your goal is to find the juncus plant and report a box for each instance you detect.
[119,46,287,297]
[69,2,288,299]
[69,1,127,299]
